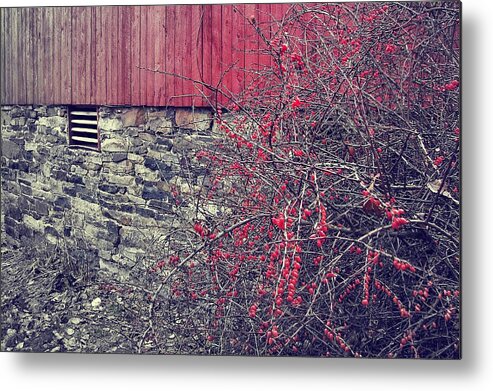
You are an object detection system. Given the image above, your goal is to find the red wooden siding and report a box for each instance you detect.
[0,4,291,107]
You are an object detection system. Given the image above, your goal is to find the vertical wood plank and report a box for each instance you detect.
[71,7,80,104]
[210,4,222,107]
[181,5,193,106]
[11,8,19,104]
[201,5,212,106]
[138,6,147,106]
[153,6,166,107]
[0,9,5,103]
[39,7,47,104]
[65,6,72,104]
[115,6,121,104]
[15,8,21,103]
[9,8,15,104]
[143,6,155,106]
[173,5,186,106]
[33,8,41,103]
[27,7,35,104]
[95,7,105,104]
[5,8,10,103]
[244,3,259,90]
[164,5,176,107]
[102,7,112,105]
[81,6,90,104]
[45,7,55,104]
[51,8,60,104]
[109,6,119,105]
[258,3,272,77]
[116,6,125,105]
[80,6,88,104]
[18,8,27,104]
[120,6,131,105]
[220,5,233,107]
[130,6,141,106]
[5,8,13,104]
[231,4,245,98]
[190,5,203,107]
[150,6,161,106]
[89,7,96,104]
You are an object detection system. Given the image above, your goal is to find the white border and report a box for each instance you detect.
[2,1,493,390]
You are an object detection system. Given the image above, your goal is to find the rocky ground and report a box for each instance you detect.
[0,240,206,354]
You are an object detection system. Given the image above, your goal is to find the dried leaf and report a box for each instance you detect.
[427,179,459,205]
[427,179,447,194]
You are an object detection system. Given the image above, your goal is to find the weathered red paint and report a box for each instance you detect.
[0,4,291,107]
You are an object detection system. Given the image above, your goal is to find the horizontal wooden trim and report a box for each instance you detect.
[71,135,99,143]
[71,127,98,134]
[70,110,97,116]
[71,119,98,125]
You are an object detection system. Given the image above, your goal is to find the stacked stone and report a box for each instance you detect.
[1,105,213,279]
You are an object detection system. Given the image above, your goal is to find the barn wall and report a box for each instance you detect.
[0,4,291,107]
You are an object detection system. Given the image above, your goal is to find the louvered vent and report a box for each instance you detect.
[68,107,100,151]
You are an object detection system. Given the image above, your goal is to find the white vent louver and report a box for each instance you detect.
[68,107,100,150]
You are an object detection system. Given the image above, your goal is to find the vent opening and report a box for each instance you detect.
[68,107,100,151]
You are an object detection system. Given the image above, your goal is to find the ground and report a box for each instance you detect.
[0,239,204,354]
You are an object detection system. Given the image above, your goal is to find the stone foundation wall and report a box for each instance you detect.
[1,105,214,279]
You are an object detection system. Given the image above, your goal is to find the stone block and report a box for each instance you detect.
[24,141,37,152]
[52,169,68,181]
[135,207,155,219]
[67,174,84,185]
[142,184,169,200]
[18,225,34,238]
[10,117,26,126]
[5,222,20,240]
[71,197,101,215]
[101,138,129,153]
[175,108,212,131]
[63,185,77,197]
[147,199,172,212]
[2,139,21,159]
[1,110,12,126]
[135,164,160,182]
[99,199,135,213]
[102,209,133,226]
[98,183,120,194]
[102,160,134,174]
[127,153,144,164]
[5,206,22,221]
[19,183,32,196]
[34,199,50,216]
[54,196,71,210]
[155,137,173,151]
[23,214,45,232]
[44,226,59,237]
[18,196,33,212]
[37,116,67,129]
[147,110,173,133]
[137,132,155,143]
[143,157,171,173]
[99,117,123,131]
[106,174,135,187]
[71,166,88,176]
[122,108,146,127]
[111,152,127,163]
[17,160,31,173]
